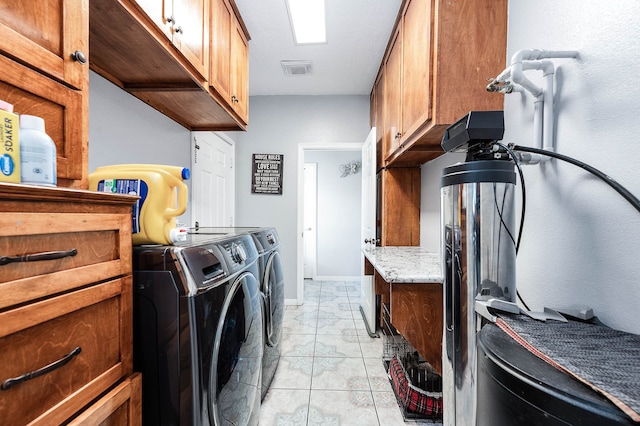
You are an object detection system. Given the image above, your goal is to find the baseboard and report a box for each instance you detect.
[311,275,361,282]
[285,298,299,305]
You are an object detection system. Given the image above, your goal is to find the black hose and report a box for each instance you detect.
[512,144,640,213]
[497,143,527,254]
[496,142,530,311]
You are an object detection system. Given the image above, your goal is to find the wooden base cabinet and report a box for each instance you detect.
[374,270,443,375]
[0,183,139,426]
[68,373,142,426]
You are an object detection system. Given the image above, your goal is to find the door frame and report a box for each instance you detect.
[296,142,363,305]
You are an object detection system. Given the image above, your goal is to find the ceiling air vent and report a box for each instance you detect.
[281,60,313,76]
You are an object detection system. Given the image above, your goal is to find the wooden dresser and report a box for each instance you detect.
[0,183,140,425]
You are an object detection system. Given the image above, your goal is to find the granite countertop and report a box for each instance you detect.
[363,246,443,283]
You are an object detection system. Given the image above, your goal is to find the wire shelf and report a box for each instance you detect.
[381,303,443,422]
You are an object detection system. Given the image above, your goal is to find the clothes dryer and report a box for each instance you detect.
[132,232,263,426]
[251,228,284,400]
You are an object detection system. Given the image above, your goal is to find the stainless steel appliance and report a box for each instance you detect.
[188,227,285,400]
[440,111,517,425]
[132,231,263,425]
[250,228,284,400]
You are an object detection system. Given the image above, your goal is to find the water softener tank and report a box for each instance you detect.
[441,160,517,425]
[89,164,190,245]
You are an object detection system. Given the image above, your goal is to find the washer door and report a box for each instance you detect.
[210,272,262,426]
[263,250,284,347]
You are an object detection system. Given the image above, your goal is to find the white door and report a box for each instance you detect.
[303,163,317,279]
[191,132,235,227]
[360,128,377,332]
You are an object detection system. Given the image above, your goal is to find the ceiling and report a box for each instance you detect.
[233,0,403,96]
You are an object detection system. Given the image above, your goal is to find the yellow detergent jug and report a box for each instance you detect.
[89,164,190,245]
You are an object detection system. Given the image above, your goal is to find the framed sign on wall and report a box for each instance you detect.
[252,153,284,194]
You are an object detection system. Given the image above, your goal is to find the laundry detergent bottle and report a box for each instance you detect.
[89,164,190,245]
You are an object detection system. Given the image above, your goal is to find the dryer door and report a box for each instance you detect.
[210,272,262,426]
[264,250,284,347]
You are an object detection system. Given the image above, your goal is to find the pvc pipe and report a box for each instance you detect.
[533,96,543,152]
[541,61,555,152]
[487,49,578,162]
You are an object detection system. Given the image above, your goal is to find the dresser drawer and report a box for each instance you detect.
[0,212,132,309]
[68,373,142,426]
[0,277,132,425]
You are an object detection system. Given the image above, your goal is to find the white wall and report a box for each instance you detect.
[305,150,362,278]
[88,71,193,224]
[233,95,370,300]
[419,0,640,334]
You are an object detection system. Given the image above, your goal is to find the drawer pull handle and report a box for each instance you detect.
[0,248,78,266]
[1,346,82,391]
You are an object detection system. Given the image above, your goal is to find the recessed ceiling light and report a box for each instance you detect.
[285,0,326,45]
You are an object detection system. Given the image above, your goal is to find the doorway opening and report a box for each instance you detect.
[296,142,363,304]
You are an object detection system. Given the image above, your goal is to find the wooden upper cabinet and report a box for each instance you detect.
[133,0,209,80]
[374,0,507,167]
[210,0,250,125]
[90,0,248,130]
[382,0,431,162]
[133,0,173,39]
[171,0,210,81]
[401,0,431,141]
[230,20,249,122]
[210,0,232,101]
[384,27,403,161]
[370,69,385,170]
[0,0,88,90]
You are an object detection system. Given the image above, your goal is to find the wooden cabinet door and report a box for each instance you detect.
[230,17,249,122]
[391,283,443,374]
[373,71,385,146]
[172,0,210,80]
[134,0,209,80]
[210,0,248,124]
[401,0,431,138]
[0,0,88,91]
[0,55,86,187]
[133,0,173,39]
[384,27,402,159]
[210,0,233,102]
[68,373,142,426]
[379,168,420,246]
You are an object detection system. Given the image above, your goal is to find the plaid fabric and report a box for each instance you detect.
[388,355,443,417]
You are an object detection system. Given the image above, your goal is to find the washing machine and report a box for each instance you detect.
[250,228,284,400]
[187,227,285,400]
[132,232,263,426]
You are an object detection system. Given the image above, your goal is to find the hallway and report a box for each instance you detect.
[259,279,438,425]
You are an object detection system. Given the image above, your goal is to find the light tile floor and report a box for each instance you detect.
[259,279,440,426]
